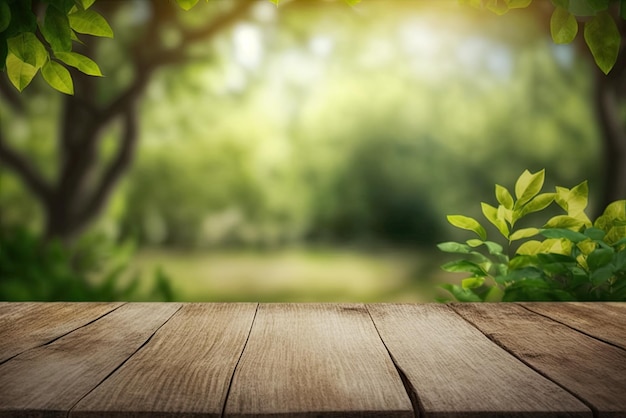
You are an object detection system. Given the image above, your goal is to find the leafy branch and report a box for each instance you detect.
[463,0,625,74]
[439,169,626,301]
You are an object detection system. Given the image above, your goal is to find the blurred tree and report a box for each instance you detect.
[0,0,624,246]
[0,0,256,242]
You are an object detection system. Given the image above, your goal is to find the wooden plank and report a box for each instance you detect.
[0,302,123,362]
[368,303,591,418]
[0,303,180,418]
[521,302,626,350]
[70,303,258,418]
[224,303,413,417]
[453,303,626,418]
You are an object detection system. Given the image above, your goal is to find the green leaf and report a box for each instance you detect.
[437,242,472,254]
[584,12,620,74]
[42,6,72,53]
[6,52,37,92]
[587,247,614,270]
[7,33,48,68]
[68,10,113,38]
[0,1,10,33]
[441,260,487,276]
[521,193,555,217]
[514,169,545,208]
[447,215,487,240]
[516,240,543,255]
[544,215,586,230]
[510,227,540,241]
[481,202,509,238]
[495,184,514,210]
[54,51,102,76]
[41,60,74,95]
[551,7,578,44]
[3,1,37,37]
[176,0,200,11]
[440,283,483,302]
[540,228,588,242]
[584,227,606,240]
[591,264,613,285]
[462,276,485,289]
[74,0,97,9]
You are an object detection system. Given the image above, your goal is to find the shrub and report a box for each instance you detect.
[438,169,626,302]
[0,228,174,301]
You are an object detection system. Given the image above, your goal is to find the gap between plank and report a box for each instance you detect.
[448,304,600,418]
[0,302,127,367]
[519,304,626,352]
[365,305,423,418]
[65,303,183,418]
[220,302,260,418]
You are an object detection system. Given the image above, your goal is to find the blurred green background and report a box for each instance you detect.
[0,0,610,302]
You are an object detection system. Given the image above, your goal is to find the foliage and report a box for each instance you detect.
[0,228,175,301]
[0,0,108,94]
[463,0,624,74]
[438,169,626,301]
[1,0,622,95]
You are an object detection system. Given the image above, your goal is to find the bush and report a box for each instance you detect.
[438,169,626,302]
[0,228,174,301]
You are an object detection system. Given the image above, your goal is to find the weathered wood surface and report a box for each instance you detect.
[452,303,626,418]
[521,302,626,350]
[72,303,257,418]
[368,303,591,418]
[0,302,624,418]
[224,303,413,417]
[0,302,122,363]
[0,303,180,418]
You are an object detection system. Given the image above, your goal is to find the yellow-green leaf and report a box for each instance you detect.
[447,215,487,240]
[6,52,38,92]
[520,193,555,216]
[495,184,514,210]
[69,10,113,38]
[584,12,620,74]
[54,51,102,76]
[514,169,545,208]
[482,202,509,238]
[567,181,589,215]
[551,6,578,44]
[462,276,485,289]
[509,227,539,241]
[176,0,200,11]
[42,60,74,95]
[544,215,586,230]
[345,0,362,5]
[516,240,542,255]
[7,33,48,68]
[485,0,509,15]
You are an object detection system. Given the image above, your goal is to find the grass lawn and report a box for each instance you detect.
[128,247,453,302]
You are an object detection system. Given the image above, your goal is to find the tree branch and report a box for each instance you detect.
[0,128,51,203]
[77,107,138,228]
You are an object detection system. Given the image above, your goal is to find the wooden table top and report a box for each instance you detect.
[0,302,624,417]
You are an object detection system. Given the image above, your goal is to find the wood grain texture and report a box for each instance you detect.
[223,303,413,417]
[521,302,626,350]
[0,303,180,418]
[71,303,258,418]
[367,303,591,418]
[453,303,626,418]
[0,302,123,363]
